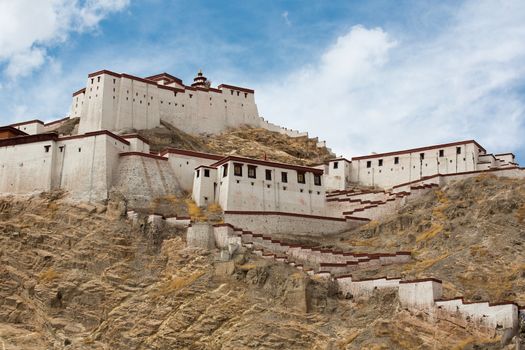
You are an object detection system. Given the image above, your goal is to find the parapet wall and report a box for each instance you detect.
[337,275,519,333]
[392,167,525,194]
[259,117,309,138]
[223,211,367,235]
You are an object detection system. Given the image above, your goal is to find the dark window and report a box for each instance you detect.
[394,156,399,164]
[248,165,256,178]
[230,90,234,95]
[333,161,339,169]
[78,148,81,152]
[366,161,372,168]
[281,172,288,183]
[378,159,383,166]
[222,164,228,177]
[59,146,64,153]
[44,145,51,152]
[439,149,445,157]
[97,76,100,82]
[196,170,200,178]
[91,78,94,84]
[420,153,425,160]
[456,147,461,154]
[113,79,116,84]
[234,163,243,176]
[314,174,321,186]
[297,172,305,184]
[265,169,272,180]
[204,169,210,177]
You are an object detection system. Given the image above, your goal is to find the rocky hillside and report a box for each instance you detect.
[312,175,525,308]
[45,118,335,166]
[138,120,334,165]
[0,183,522,349]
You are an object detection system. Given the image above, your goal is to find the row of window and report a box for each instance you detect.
[230,90,248,98]
[212,163,322,185]
[43,145,82,153]
[90,76,250,100]
[364,147,464,168]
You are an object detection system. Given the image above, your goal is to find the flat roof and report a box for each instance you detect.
[352,140,486,160]
[9,119,44,127]
[211,155,324,174]
[0,126,29,137]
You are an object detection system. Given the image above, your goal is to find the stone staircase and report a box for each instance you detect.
[203,223,522,337]
[212,223,411,277]
[326,183,439,221]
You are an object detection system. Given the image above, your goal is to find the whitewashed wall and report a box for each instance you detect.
[193,158,326,215]
[351,142,482,188]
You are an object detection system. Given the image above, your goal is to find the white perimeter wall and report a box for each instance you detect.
[0,140,55,193]
[223,212,361,235]
[352,143,481,188]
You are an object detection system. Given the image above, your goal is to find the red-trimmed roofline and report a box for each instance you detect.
[121,134,150,145]
[495,152,515,158]
[0,126,29,136]
[144,72,184,85]
[211,155,324,175]
[9,119,44,127]
[119,152,167,161]
[352,140,486,160]
[329,157,352,164]
[59,130,130,145]
[399,278,442,284]
[217,83,254,94]
[88,69,121,79]
[86,70,248,96]
[195,165,217,170]
[0,132,57,147]
[157,85,185,93]
[72,88,86,97]
[159,147,224,160]
[88,70,158,86]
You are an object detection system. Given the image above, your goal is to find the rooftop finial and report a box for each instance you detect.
[192,69,209,88]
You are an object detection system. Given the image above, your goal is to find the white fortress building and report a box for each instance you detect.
[0,68,523,231]
[2,68,524,339]
[70,69,307,138]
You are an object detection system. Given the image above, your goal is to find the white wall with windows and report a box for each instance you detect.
[350,141,486,188]
[192,156,326,215]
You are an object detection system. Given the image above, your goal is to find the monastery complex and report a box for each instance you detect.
[1,69,524,336]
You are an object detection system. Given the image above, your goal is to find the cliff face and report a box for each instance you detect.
[0,185,522,349]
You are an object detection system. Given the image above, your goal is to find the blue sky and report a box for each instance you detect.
[1,0,524,164]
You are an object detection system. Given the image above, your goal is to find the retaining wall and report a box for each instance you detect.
[223,211,366,235]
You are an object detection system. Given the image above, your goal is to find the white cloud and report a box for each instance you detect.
[5,48,46,78]
[0,0,129,78]
[282,11,291,26]
[257,0,525,158]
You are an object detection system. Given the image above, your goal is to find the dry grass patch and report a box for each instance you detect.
[237,263,257,271]
[39,268,59,283]
[152,271,205,297]
[186,199,206,222]
[516,203,525,223]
